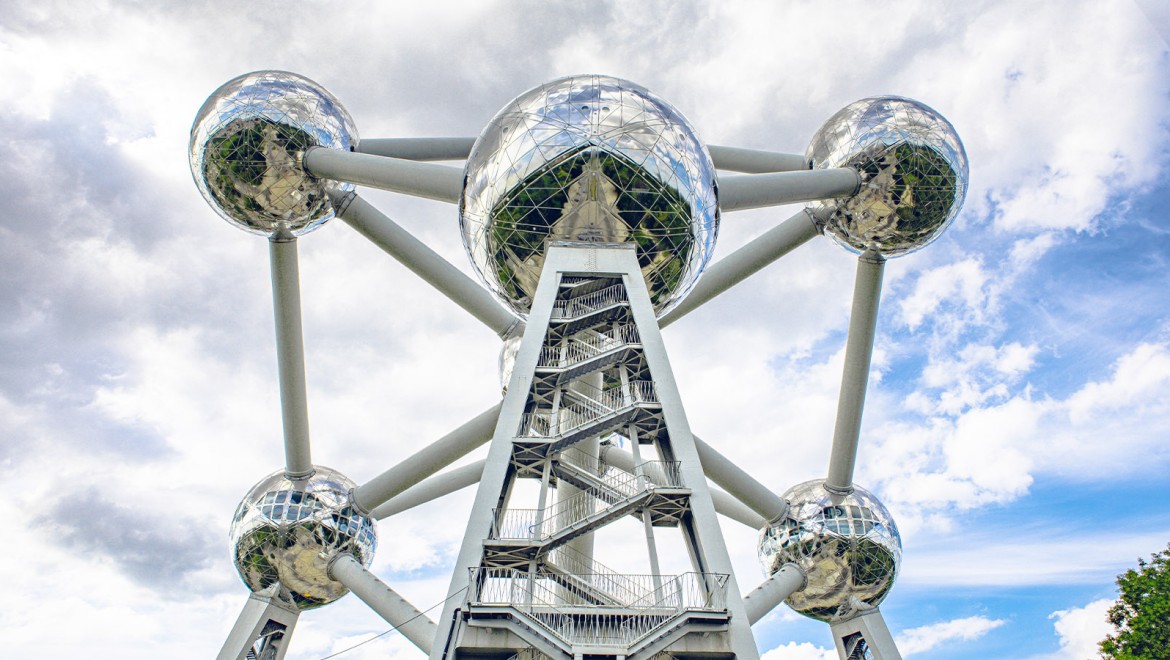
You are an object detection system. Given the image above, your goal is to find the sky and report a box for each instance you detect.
[1,1,1169,658]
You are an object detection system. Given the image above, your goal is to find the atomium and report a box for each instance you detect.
[189,69,970,659]
[460,74,719,317]
[758,479,901,622]
[229,466,377,610]
[807,96,968,257]
[189,70,358,237]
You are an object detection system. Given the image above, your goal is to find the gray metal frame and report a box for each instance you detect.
[218,584,300,660]
[431,244,760,660]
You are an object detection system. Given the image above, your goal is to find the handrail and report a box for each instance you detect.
[516,380,659,439]
[557,446,684,490]
[492,469,644,541]
[537,324,641,369]
[469,568,730,649]
[546,545,653,606]
[551,284,628,319]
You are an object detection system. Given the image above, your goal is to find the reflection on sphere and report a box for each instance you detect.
[460,75,719,317]
[806,96,968,257]
[229,466,376,610]
[190,71,357,237]
[758,479,901,622]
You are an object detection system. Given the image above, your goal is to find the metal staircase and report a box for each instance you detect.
[469,568,730,658]
[439,247,753,660]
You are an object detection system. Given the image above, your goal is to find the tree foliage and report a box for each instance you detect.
[1100,543,1170,659]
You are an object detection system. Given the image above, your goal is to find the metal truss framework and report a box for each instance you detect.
[216,136,902,660]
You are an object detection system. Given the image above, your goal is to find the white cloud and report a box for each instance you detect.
[1050,599,1113,659]
[905,530,1170,587]
[761,641,836,660]
[898,257,991,332]
[873,341,1170,523]
[914,341,1039,415]
[1065,343,1170,425]
[898,615,1005,656]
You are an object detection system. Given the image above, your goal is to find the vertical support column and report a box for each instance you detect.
[559,373,601,565]
[217,584,299,660]
[530,457,554,606]
[826,250,886,496]
[269,235,313,479]
[830,609,902,660]
[556,439,598,605]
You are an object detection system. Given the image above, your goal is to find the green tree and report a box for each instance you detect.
[1100,543,1170,659]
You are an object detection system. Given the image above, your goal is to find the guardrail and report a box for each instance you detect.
[469,568,729,648]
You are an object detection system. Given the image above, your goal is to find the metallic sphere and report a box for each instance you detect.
[758,479,901,622]
[229,466,376,610]
[460,75,719,317]
[806,96,968,257]
[190,70,357,237]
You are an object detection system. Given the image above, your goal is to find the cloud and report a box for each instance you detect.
[898,257,992,332]
[905,529,1170,587]
[1050,599,1113,659]
[912,341,1039,415]
[871,341,1170,525]
[47,486,219,591]
[898,615,1005,656]
[761,641,836,660]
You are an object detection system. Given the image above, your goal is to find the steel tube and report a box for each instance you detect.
[694,435,788,523]
[708,145,809,173]
[743,563,806,624]
[353,403,500,513]
[659,209,820,328]
[358,137,475,162]
[331,192,518,336]
[329,554,438,653]
[304,147,463,203]
[826,252,886,495]
[718,168,859,212]
[371,459,486,520]
[269,237,313,479]
[710,489,768,529]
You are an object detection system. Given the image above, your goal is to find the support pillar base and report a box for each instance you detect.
[217,584,299,660]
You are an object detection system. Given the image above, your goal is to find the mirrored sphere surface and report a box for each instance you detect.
[190,70,357,237]
[758,479,901,622]
[461,75,719,317]
[806,96,968,257]
[229,466,376,610]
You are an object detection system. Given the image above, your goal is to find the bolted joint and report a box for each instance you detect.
[765,500,792,527]
[784,562,809,593]
[269,226,297,243]
[859,248,887,265]
[325,552,350,582]
[327,188,357,217]
[347,487,371,517]
[823,481,854,497]
[500,317,525,341]
[284,466,316,481]
[845,167,862,196]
